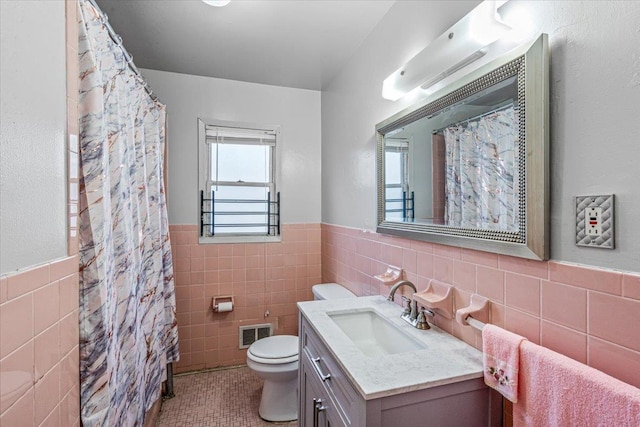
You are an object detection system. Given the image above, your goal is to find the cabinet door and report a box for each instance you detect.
[324,404,347,427]
[301,352,327,427]
[300,353,347,427]
[300,355,320,426]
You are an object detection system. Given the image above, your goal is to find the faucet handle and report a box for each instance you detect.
[421,307,436,317]
[416,307,432,330]
[400,296,411,316]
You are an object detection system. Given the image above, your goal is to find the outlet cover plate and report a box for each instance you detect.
[575,194,614,249]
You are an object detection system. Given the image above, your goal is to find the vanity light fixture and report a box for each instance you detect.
[382,0,511,101]
[202,0,231,7]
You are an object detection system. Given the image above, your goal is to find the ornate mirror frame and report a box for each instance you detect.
[376,34,549,260]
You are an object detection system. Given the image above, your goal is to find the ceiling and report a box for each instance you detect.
[95,0,396,90]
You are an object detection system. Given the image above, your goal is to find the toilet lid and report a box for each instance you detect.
[249,335,298,359]
[312,283,357,300]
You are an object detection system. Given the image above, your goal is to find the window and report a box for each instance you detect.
[384,138,413,220]
[198,119,281,243]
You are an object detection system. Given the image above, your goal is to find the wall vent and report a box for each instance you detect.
[239,323,273,349]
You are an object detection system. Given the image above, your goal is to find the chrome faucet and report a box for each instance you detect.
[387,280,418,327]
[387,280,435,329]
[386,280,417,302]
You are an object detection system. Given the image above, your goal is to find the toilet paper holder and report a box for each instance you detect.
[212,295,234,313]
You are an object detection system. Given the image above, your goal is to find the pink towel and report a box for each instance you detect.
[482,324,527,403]
[514,340,640,426]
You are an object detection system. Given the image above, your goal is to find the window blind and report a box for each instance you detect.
[205,126,276,145]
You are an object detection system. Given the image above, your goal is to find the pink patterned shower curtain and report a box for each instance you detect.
[78,1,179,425]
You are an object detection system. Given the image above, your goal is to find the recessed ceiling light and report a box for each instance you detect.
[202,0,230,7]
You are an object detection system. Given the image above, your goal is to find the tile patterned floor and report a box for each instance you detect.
[157,366,298,427]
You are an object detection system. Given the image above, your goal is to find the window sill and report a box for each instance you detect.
[198,235,282,244]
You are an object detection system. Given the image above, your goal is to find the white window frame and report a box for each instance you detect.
[198,118,281,244]
[384,138,410,219]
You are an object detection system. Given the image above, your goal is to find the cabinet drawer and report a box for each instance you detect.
[301,319,360,426]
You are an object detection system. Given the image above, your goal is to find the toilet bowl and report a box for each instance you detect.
[247,335,299,422]
[246,283,356,421]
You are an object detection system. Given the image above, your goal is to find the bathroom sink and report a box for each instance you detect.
[328,309,426,356]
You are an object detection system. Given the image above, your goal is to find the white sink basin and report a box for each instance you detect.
[328,309,427,356]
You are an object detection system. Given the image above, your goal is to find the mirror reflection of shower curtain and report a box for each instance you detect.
[443,106,519,231]
[78,1,179,425]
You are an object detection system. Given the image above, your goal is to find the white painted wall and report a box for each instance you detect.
[0,1,67,275]
[140,69,322,225]
[322,0,640,272]
[322,1,480,231]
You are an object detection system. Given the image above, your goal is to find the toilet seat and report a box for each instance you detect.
[248,335,299,365]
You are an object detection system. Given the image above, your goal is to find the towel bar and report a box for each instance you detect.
[465,315,487,332]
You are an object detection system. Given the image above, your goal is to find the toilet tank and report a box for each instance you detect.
[312,283,357,300]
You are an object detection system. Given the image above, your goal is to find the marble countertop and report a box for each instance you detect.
[297,296,484,400]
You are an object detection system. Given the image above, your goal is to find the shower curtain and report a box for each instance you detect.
[444,106,519,231]
[78,1,179,425]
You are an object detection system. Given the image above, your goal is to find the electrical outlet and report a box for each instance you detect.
[575,195,614,249]
[584,207,602,236]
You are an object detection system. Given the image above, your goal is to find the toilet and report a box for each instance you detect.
[311,282,358,301]
[246,283,357,421]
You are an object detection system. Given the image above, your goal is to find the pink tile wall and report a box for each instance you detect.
[0,258,80,426]
[0,2,81,425]
[321,223,640,388]
[170,223,322,373]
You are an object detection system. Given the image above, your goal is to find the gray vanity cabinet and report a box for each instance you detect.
[299,315,361,427]
[298,314,501,427]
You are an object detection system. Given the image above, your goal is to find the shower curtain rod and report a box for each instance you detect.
[87,0,159,102]
[431,102,516,135]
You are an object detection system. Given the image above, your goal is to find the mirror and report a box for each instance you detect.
[376,35,549,260]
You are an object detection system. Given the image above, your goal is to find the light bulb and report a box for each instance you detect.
[203,0,230,7]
